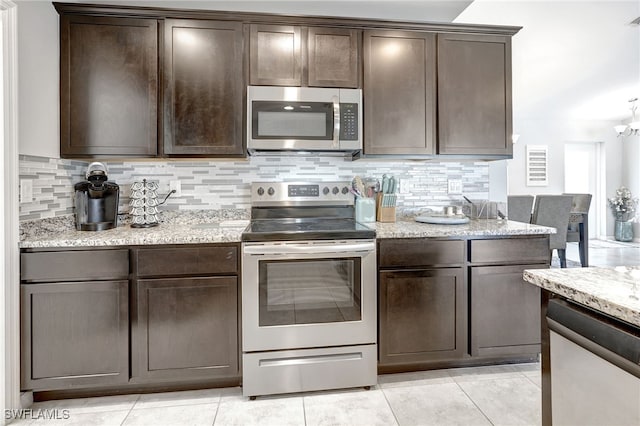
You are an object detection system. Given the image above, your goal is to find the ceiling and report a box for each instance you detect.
[61,0,475,23]
[456,0,640,122]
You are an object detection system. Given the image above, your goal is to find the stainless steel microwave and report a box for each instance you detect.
[247,86,362,156]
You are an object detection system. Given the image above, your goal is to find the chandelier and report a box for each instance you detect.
[614,97,640,136]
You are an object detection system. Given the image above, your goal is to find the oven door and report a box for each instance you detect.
[242,239,376,352]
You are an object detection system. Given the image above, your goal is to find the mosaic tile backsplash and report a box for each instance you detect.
[19,155,489,221]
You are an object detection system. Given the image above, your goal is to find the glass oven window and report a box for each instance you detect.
[252,101,333,140]
[258,257,362,326]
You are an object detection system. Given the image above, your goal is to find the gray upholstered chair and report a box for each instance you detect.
[507,195,534,223]
[531,195,574,268]
[563,193,592,267]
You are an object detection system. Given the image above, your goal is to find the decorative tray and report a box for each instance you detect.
[415,214,470,225]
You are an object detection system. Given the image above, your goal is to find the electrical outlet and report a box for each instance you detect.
[170,180,182,197]
[20,180,33,203]
[447,179,463,194]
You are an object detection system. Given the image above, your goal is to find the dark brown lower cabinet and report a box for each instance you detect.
[378,268,466,366]
[132,276,239,382]
[470,264,544,357]
[21,280,129,390]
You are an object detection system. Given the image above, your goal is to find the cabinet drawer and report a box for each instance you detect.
[470,237,549,264]
[379,239,465,267]
[21,249,129,283]
[134,245,238,277]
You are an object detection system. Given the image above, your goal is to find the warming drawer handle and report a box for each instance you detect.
[243,241,375,255]
[259,352,363,367]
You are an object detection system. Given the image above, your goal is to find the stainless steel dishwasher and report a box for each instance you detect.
[547,298,640,425]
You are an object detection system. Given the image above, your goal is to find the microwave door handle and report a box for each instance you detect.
[332,95,340,149]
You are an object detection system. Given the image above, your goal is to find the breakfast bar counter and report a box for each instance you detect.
[524,266,640,327]
[524,266,640,426]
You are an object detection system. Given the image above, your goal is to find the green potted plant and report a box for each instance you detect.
[608,186,638,242]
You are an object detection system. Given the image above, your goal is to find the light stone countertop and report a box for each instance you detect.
[19,210,250,248]
[19,213,555,249]
[524,267,640,328]
[371,219,555,239]
[19,222,249,248]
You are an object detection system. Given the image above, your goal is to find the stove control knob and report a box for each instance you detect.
[323,187,330,195]
[342,186,349,195]
[257,187,265,196]
[268,187,275,196]
[332,186,339,195]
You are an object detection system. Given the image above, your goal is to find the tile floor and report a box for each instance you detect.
[12,240,636,426]
[12,362,541,426]
[568,240,640,267]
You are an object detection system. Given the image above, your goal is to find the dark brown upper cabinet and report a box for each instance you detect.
[60,15,158,158]
[363,30,436,155]
[437,34,513,156]
[249,24,360,88]
[307,27,360,88]
[163,19,244,156]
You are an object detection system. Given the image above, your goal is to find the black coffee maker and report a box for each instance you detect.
[74,162,119,231]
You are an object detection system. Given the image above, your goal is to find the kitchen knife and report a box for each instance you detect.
[381,175,389,194]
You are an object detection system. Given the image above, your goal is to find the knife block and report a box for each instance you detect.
[376,193,396,222]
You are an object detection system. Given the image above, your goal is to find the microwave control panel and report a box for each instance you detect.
[339,103,359,141]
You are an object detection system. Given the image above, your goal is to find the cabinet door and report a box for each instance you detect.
[363,31,436,155]
[308,27,360,88]
[470,264,544,357]
[249,24,302,86]
[21,281,129,391]
[133,276,239,381]
[60,15,158,157]
[163,19,244,156]
[379,268,466,366]
[437,34,512,155]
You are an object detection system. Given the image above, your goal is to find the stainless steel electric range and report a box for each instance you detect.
[241,181,377,399]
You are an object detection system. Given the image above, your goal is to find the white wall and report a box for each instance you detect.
[621,132,640,238]
[17,0,58,158]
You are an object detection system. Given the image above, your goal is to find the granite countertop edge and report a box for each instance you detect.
[20,212,556,249]
[523,267,640,328]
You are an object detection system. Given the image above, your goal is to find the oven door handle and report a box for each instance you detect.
[243,241,375,255]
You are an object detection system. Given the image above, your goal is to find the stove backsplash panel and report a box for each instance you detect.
[19,155,489,221]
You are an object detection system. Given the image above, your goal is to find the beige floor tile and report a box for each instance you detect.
[31,394,140,415]
[123,403,217,426]
[457,377,541,426]
[525,373,542,388]
[512,361,541,374]
[304,388,398,426]
[214,395,304,426]
[383,382,491,426]
[447,364,523,383]
[217,386,243,403]
[378,369,453,389]
[13,409,130,426]
[134,388,222,409]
